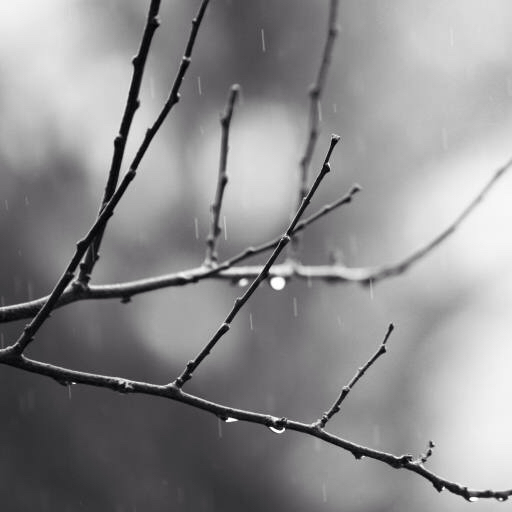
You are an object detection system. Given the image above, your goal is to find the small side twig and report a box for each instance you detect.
[290,0,340,260]
[173,134,341,388]
[77,0,162,286]
[316,323,394,429]
[417,440,436,465]
[205,84,240,266]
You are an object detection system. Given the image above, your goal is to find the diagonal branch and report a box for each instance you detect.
[173,135,341,388]
[0,352,509,503]
[77,0,162,286]
[6,0,211,355]
[290,0,340,260]
[316,323,394,429]
[205,84,240,266]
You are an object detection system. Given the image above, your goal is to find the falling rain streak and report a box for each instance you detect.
[249,312,254,330]
[223,216,228,240]
[197,76,202,96]
[261,28,266,52]
[217,418,223,438]
[293,297,298,317]
[369,279,374,300]
[194,217,199,239]
[322,482,327,503]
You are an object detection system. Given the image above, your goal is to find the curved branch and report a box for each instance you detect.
[1,153,509,326]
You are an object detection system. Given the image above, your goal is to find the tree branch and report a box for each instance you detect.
[6,0,211,355]
[290,0,340,260]
[173,135,341,388]
[205,84,240,266]
[0,352,508,503]
[77,0,162,286]
[2,153,508,325]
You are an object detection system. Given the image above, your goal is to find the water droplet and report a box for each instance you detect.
[237,278,249,287]
[269,276,286,291]
[497,496,508,502]
[269,425,285,434]
[353,452,364,460]
[224,417,238,423]
[468,496,479,503]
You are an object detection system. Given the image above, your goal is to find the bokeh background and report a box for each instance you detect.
[1,0,512,510]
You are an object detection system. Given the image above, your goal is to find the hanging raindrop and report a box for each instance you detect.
[224,417,238,423]
[269,276,286,291]
[237,278,249,287]
[269,425,286,434]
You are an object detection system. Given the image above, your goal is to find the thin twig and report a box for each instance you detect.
[290,0,340,260]
[357,156,512,284]
[173,135,341,388]
[6,0,211,355]
[316,323,394,429]
[0,352,509,503]
[205,84,240,266]
[417,440,436,465]
[77,0,162,286]
[129,0,210,174]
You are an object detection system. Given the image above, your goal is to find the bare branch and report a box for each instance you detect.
[2,155,509,325]
[77,0,162,286]
[6,0,211,355]
[356,156,512,284]
[0,352,509,503]
[290,0,340,260]
[173,135,341,388]
[205,84,240,266]
[316,323,394,429]
[129,0,210,174]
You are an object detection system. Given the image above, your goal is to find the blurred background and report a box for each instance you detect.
[1,0,512,510]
